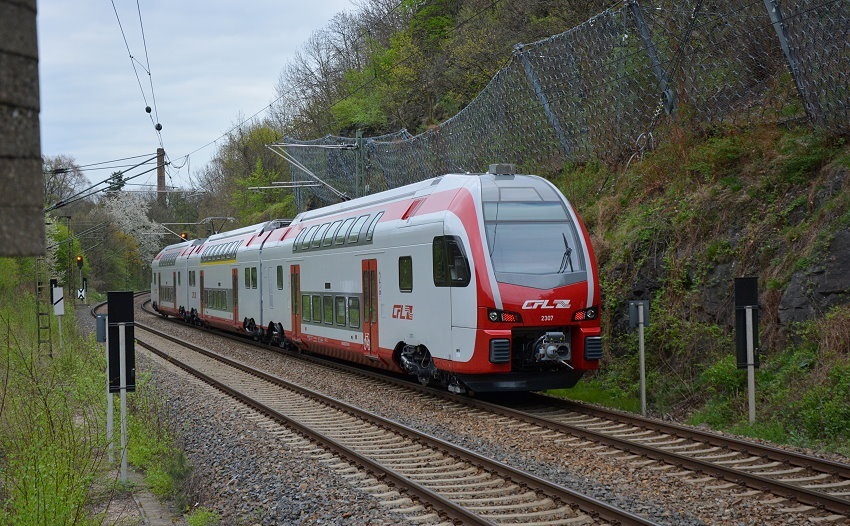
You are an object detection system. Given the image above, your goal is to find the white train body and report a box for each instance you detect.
[152,169,602,392]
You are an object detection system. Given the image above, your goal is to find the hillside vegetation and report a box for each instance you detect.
[42,0,848,456]
[556,123,850,455]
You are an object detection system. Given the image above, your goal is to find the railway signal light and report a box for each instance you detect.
[180,232,188,240]
[76,255,84,268]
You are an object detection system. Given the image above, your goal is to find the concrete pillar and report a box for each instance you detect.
[0,0,44,255]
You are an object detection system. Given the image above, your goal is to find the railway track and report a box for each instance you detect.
[121,295,850,522]
[134,321,656,526]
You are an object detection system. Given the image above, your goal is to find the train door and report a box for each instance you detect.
[199,271,205,317]
[362,259,378,358]
[290,265,301,340]
[231,268,239,324]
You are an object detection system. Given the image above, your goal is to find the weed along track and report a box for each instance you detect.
[122,294,850,524]
[133,323,655,525]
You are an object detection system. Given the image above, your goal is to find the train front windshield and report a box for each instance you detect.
[481,176,586,289]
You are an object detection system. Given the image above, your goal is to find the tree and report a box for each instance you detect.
[101,192,164,266]
[42,155,89,209]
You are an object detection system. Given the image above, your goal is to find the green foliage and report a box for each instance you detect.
[187,507,222,526]
[127,374,191,501]
[0,287,106,525]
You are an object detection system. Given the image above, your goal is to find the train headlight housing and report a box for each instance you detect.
[572,306,599,321]
[488,308,522,323]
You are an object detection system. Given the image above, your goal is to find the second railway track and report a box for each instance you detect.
[120,296,850,524]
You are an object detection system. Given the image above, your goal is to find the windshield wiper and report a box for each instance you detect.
[558,233,573,273]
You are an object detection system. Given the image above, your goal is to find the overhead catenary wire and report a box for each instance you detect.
[109,0,165,150]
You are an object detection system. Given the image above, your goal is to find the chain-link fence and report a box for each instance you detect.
[278,0,850,208]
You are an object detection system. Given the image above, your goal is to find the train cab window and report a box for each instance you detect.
[177,272,181,286]
[399,256,413,292]
[334,296,347,325]
[322,296,334,324]
[323,220,343,246]
[312,223,331,248]
[365,212,384,242]
[433,236,471,287]
[276,266,284,290]
[189,271,196,287]
[347,215,370,243]
[251,267,258,289]
[302,295,311,321]
[335,217,356,245]
[348,297,360,328]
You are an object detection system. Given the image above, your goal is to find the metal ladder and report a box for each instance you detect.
[35,257,53,358]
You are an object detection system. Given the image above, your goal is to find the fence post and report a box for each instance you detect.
[514,44,575,159]
[762,0,814,122]
[627,0,675,115]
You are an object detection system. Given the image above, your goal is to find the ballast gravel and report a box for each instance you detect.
[85,307,850,525]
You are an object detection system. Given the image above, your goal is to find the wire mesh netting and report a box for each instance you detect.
[279,0,850,207]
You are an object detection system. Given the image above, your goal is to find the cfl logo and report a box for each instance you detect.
[522,299,571,310]
[392,304,414,320]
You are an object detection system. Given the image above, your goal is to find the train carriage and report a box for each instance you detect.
[153,165,602,393]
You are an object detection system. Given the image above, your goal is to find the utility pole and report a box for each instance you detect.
[157,147,166,207]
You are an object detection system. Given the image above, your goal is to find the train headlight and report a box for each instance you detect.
[488,308,522,323]
[572,306,599,321]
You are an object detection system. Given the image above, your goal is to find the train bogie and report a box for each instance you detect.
[152,166,602,393]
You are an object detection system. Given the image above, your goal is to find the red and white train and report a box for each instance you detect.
[151,165,602,393]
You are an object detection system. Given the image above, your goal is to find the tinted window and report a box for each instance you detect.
[399,256,412,292]
[348,297,360,328]
[365,212,384,241]
[335,296,347,325]
[323,296,334,324]
[324,220,343,246]
[312,223,331,248]
[302,294,311,321]
[433,236,471,287]
[311,294,322,321]
[347,215,370,243]
[335,217,356,244]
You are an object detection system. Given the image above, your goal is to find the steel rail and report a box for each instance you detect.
[135,323,658,526]
[134,296,850,517]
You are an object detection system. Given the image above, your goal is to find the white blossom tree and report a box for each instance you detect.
[102,193,166,264]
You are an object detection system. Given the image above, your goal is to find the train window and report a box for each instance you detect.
[334,296,347,325]
[178,272,181,286]
[311,294,322,322]
[276,266,284,290]
[302,225,320,250]
[365,212,384,242]
[433,236,471,287]
[399,256,413,292]
[189,271,195,287]
[251,267,258,289]
[347,215,370,243]
[323,220,343,246]
[293,228,308,250]
[348,297,360,328]
[335,217,356,245]
[322,296,334,324]
[312,223,331,248]
[302,295,311,321]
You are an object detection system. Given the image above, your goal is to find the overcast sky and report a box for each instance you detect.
[38,0,353,190]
